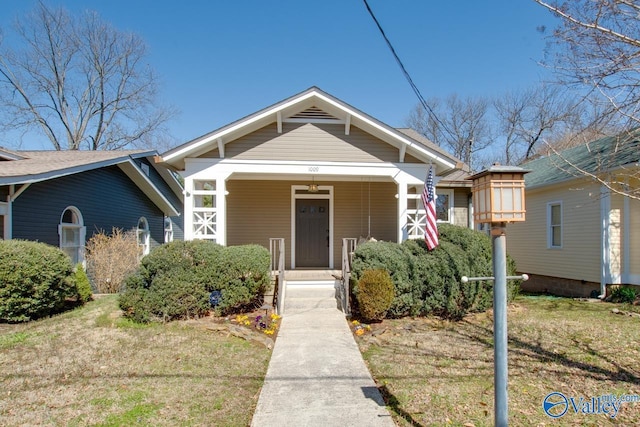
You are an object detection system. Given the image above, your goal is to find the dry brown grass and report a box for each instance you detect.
[0,295,270,426]
[357,296,640,427]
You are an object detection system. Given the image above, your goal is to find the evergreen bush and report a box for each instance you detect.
[355,269,395,321]
[73,263,94,303]
[351,224,520,319]
[0,240,79,322]
[119,241,271,322]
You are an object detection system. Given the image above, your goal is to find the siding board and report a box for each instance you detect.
[224,123,399,163]
[11,166,165,250]
[226,180,398,269]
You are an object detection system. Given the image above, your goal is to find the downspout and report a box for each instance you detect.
[600,185,610,298]
[468,193,474,230]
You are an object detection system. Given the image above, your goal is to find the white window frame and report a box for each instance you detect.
[547,201,563,249]
[435,189,454,224]
[164,217,173,243]
[137,216,150,256]
[58,206,86,265]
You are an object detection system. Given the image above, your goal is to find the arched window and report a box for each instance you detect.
[164,217,173,243]
[137,217,150,256]
[59,206,86,265]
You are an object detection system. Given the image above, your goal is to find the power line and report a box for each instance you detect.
[362,0,454,138]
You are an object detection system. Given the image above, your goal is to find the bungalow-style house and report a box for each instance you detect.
[160,87,471,270]
[0,149,183,264]
[507,130,640,297]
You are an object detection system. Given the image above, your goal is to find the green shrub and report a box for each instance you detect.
[351,241,416,317]
[0,240,78,322]
[350,224,520,320]
[355,269,395,321]
[610,286,637,304]
[119,241,271,322]
[73,263,93,303]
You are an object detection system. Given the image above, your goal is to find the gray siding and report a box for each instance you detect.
[11,166,165,249]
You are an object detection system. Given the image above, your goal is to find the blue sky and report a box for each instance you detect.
[1,1,557,150]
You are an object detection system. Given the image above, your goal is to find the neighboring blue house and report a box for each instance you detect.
[0,148,183,264]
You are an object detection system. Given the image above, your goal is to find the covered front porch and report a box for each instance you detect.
[182,161,438,270]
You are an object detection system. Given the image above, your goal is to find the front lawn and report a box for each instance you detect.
[356,296,640,426]
[0,295,270,426]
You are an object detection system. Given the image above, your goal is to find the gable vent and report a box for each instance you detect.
[288,106,339,121]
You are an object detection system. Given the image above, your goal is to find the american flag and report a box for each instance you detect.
[421,166,439,250]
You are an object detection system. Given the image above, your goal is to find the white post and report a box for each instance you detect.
[183,177,194,240]
[216,177,227,246]
[397,181,408,243]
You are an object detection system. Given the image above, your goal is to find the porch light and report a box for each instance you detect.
[469,165,529,224]
[467,164,529,427]
[307,177,319,193]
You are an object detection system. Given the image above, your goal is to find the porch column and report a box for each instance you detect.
[216,177,227,246]
[397,181,408,243]
[183,177,194,240]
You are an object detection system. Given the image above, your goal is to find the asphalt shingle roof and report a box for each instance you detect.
[521,130,640,189]
[0,149,151,181]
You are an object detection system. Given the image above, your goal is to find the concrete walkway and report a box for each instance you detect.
[251,282,395,427]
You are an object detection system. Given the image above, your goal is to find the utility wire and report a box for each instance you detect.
[362,0,455,139]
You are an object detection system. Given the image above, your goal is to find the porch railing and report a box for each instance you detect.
[269,238,286,315]
[340,238,358,315]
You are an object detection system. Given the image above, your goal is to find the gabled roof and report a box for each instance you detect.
[522,129,640,189]
[161,87,465,174]
[0,147,26,161]
[0,149,181,216]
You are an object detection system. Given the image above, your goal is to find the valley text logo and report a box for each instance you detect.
[543,391,640,419]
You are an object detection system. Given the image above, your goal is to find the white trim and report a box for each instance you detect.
[217,138,225,158]
[436,188,455,224]
[345,114,351,135]
[547,201,563,249]
[623,188,630,283]
[184,158,428,185]
[137,216,150,256]
[600,186,610,295]
[290,185,334,269]
[163,89,458,170]
[118,160,180,216]
[59,206,86,265]
[277,111,282,133]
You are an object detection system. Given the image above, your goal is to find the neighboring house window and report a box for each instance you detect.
[164,217,173,243]
[548,202,562,248]
[435,189,454,224]
[137,217,150,256]
[59,206,86,265]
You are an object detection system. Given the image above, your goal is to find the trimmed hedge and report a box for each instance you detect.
[0,240,81,322]
[355,269,395,321]
[351,224,520,320]
[119,241,271,322]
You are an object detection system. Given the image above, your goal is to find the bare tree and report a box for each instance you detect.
[0,2,173,150]
[494,84,581,163]
[535,0,640,128]
[406,94,493,169]
[532,0,640,199]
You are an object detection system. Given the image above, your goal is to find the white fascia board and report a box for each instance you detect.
[183,158,428,185]
[311,92,457,170]
[163,89,456,170]
[118,160,180,217]
[163,92,320,163]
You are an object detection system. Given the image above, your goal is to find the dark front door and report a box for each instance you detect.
[295,199,329,267]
